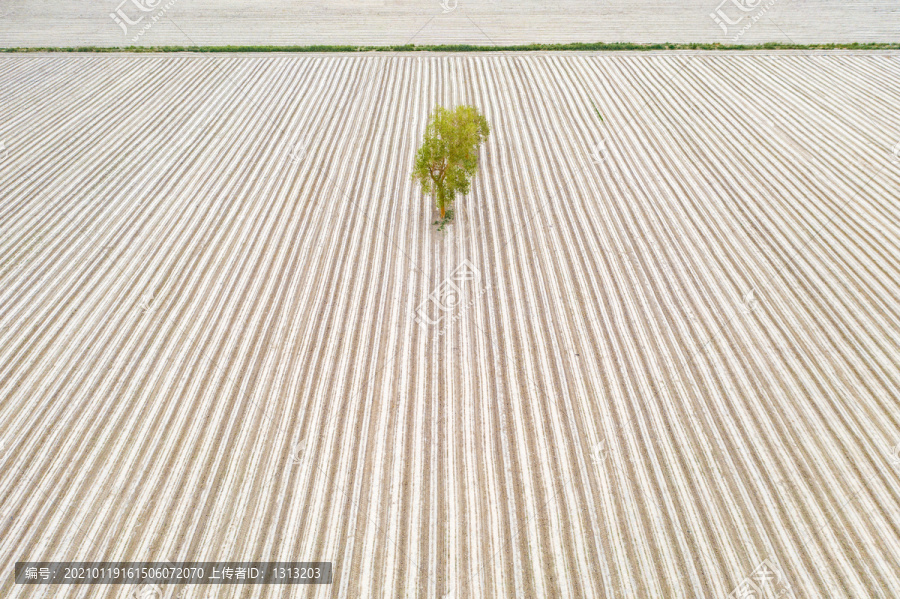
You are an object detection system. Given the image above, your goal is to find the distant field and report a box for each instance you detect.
[1,1,899,48]
[1,52,900,598]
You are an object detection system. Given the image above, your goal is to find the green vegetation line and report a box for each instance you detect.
[2,42,899,53]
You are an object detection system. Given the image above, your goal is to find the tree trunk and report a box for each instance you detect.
[440,204,445,219]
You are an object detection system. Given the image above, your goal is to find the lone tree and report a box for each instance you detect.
[412,105,490,226]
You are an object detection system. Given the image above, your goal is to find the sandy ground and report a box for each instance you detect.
[1,52,900,598]
[0,1,898,47]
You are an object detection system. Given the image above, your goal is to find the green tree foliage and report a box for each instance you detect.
[412,105,490,225]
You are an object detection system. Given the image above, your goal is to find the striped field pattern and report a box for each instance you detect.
[1,52,900,598]
[2,0,900,48]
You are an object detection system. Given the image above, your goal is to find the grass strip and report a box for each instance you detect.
[3,42,900,53]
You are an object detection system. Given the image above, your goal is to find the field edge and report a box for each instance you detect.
[2,41,900,53]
